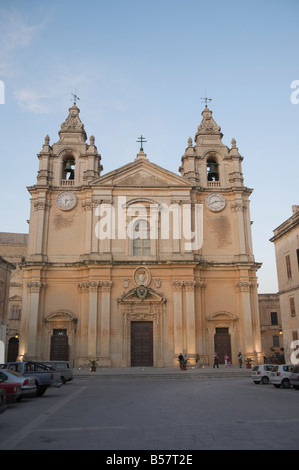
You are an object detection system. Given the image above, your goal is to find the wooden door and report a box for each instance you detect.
[214,328,231,364]
[131,321,153,366]
[50,335,69,361]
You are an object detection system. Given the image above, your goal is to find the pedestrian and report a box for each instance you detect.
[213,352,219,368]
[178,352,184,368]
[238,352,243,368]
[224,353,228,367]
[196,353,200,368]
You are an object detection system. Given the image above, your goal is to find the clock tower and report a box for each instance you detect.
[179,104,262,362]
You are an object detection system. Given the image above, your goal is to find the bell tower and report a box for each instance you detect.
[35,104,102,188]
[179,103,262,364]
[179,104,244,189]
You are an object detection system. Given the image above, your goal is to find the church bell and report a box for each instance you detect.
[207,161,218,180]
[65,160,73,171]
[64,160,75,179]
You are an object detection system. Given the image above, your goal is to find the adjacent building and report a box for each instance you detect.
[0,255,16,362]
[270,206,299,363]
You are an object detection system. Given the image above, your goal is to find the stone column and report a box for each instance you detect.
[236,281,254,356]
[87,281,98,357]
[26,282,46,358]
[185,281,196,361]
[100,281,112,364]
[172,281,183,357]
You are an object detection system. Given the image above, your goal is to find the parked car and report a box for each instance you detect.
[0,374,21,402]
[251,364,274,384]
[38,361,73,384]
[0,388,6,414]
[2,361,61,396]
[290,365,299,390]
[271,364,295,388]
[0,368,37,399]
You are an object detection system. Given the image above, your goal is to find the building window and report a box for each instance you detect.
[297,248,299,269]
[290,297,296,317]
[270,311,278,325]
[133,220,150,256]
[10,305,20,320]
[273,335,280,348]
[53,329,67,336]
[286,254,292,279]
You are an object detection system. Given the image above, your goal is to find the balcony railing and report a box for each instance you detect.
[207,181,221,188]
[61,179,74,186]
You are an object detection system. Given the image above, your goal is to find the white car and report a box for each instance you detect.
[270,364,295,389]
[251,364,274,384]
[290,365,299,390]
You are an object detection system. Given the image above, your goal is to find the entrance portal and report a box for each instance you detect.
[50,329,69,361]
[131,321,153,366]
[214,327,231,364]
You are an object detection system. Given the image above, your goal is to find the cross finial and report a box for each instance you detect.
[201,93,212,108]
[137,135,147,152]
[71,92,80,105]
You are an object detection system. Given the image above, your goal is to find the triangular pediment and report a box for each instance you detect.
[91,158,191,188]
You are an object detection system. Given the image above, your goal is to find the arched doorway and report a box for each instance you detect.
[207,311,238,364]
[214,327,231,364]
[44,312,77,363]
[7,336,19,362]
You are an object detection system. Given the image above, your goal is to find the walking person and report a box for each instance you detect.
[224,353,229,367]
[213,352,219,368]
[238,351,243,368]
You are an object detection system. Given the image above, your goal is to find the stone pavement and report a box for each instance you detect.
[73,364,252,379]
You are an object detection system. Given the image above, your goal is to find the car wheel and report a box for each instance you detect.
[36,385,46,396]
[294,386,299,390]
[261,376,269,384]
[282,379,290,389]
[61,376,66,385]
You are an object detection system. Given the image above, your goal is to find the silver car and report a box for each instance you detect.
[251,364,274,384]
[290,365,299,390]
[0,369,37,400]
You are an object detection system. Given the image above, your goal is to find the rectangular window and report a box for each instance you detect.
[273,335,280,348]
[297,249,299,269]
[270,311,278,325]
[10,305,20,320]
[290,297,296,317]
[293,331,298,341]
[286,254,292,279]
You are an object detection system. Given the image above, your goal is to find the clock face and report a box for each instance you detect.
[56,191,77,211]
[205,193,226,212]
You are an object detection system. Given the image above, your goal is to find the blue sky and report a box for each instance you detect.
[0,0,298,293]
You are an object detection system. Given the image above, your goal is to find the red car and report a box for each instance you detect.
[0,379,21,403]
[0,388,6,413]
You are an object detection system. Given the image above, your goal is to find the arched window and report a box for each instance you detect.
[133,219,150,256]
[207,157,219,181]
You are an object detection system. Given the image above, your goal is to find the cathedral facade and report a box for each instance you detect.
[18,104,262,367]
